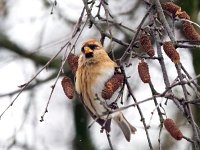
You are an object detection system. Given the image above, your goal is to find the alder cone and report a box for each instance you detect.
[164,118,183,140]
[102,74,124,100]
[176,11,190,20]
[140,33,155,57]
[161,2,181,15]
[138,60,150,83]
[163,41,180,64]
[61,76,74,99]
[182,21,200,41]
[67,53,79,74]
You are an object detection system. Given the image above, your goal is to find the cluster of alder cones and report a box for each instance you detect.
[162,2,200,41]
[138,1,200,84]
[61,1,198,141]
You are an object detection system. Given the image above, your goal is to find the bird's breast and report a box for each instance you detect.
[90,66,115,116]
[76,63,115,117]
[91,67,114,98]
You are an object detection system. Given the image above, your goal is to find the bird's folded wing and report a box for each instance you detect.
[79,94,111,133]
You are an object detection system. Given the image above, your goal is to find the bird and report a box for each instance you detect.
[75,39,136,142]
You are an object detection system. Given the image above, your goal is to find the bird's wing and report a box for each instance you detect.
[79,94,111,133]
[74,70,81,94]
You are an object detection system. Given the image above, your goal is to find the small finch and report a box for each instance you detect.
[75,39,136,142]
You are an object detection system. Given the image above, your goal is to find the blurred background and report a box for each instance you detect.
[0,0,200,150]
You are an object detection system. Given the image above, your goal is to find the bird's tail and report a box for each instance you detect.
[113,112,136,142]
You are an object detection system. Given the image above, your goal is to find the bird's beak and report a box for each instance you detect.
[83,46,93,58]
[84,46,93,54]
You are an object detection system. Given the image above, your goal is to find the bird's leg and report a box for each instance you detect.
[108,102,118,109]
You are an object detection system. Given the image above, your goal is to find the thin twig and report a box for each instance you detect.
[40,44,71,122]
[120,65,153,150]
[0,72,58,98]
[40,9,89,121]
[82,0,129,47]
[175,63,200,149]
[0,42,70,119]
[120,4,154,63]
[154,0,176,44]
[106,131,114,150]
[176,44,200,49]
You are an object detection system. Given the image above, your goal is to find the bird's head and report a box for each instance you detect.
[81,39,103,59]
[79,39,113,66]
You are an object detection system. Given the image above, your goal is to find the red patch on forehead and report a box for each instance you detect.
[82,39,101,47]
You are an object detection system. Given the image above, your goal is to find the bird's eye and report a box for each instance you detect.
[81,46,85,52]
[88,44,98,50]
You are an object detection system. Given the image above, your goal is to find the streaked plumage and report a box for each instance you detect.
[75,39,136,141]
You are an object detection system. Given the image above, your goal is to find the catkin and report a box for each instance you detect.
[161,2,181,15]
[67,53,79,74]
[163,41,180,64]
[138,60,151,83]
[164,118,183,140]
[182,22,200,41]
[102,74,124,100]
[140,33,155,57]
[176,11,190,20]
[61,76,74,99]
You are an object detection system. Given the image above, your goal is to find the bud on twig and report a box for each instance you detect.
[140,33,155,57]
[61,76,74,99]
[164,118,183,140]
[102,74,124,100]
[67,53,79,74]
[161,2,181,15]
[163,41,180,64]
[182,22,200,41]
[138,60,151,83]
